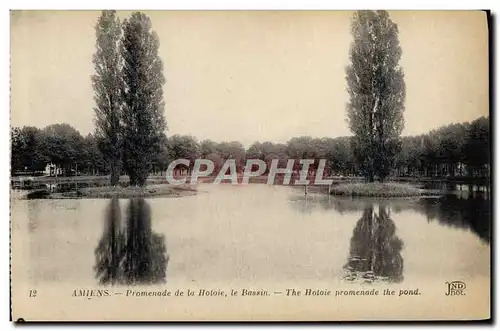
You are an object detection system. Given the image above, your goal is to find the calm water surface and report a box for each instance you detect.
[11,184,490,287]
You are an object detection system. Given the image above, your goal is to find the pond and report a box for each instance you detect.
[11,184,490,288]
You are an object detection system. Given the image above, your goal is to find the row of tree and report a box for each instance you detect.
[11,124,100,176]
[10,115,489,179]
[92,10,167,186]
[395,116,490,178]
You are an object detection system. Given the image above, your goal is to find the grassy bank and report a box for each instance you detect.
[330,182,422,197]
[46,184,197,199]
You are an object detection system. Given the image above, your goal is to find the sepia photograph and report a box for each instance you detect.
[9,9,491,321]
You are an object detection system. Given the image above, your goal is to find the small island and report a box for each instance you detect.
[61,184,196,199]
[330,182,421,198]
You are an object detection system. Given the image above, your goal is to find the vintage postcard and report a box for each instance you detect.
[10,10,491,321]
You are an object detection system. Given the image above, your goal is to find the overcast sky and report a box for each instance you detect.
[11,10,488,147]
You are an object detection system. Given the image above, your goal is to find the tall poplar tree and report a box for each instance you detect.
[92,10,123,186]
[345,10,406,182]
[121,12,167,186]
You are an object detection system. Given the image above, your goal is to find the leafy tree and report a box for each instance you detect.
[396,136,425,177]
[11,126,46,173]
[247,141,285,160]
[92,10,123,185]
[167,134,200,171]
[39,124,84,174]
[327,137,355,176]
[121,12,167,186]
[346,10,406,182]
[246,142,263,160]
[215,141,246,172]
[286,136,316,160]
[422,131,440,177]
[81,133,106,175]
[206,153,224,175]
[436,123,467,176]
[10,127,22,172]
[286,136,317,173]
[152,143,170,176]
[247,141,288,174]
[463,116,489,177]
[200,139,218,158]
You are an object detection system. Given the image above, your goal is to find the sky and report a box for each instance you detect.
[10,10,489,147]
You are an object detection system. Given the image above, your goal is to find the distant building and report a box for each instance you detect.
[43,163,63,177]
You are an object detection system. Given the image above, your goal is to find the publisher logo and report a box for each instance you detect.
[445,281,466,296]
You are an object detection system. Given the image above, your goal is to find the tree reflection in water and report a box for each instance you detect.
[94,198,168,285]
[343,205,404,284]
[416,193,490,243]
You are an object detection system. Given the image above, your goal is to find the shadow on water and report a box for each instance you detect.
[94,197,169,285]
[419,181,490,195]
[343,205,404,284]
[25,190,51,199]
[415,193,491,243]
[288,189,490,244]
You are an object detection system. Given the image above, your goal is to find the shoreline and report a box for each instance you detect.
[12,178,489,200]
[329,182,422,198]
[19,184,197,200]
[11,174,490,186]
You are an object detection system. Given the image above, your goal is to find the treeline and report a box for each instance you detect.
[11,124,104,175]
[395,116,490,178]
[11,116,489,179]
